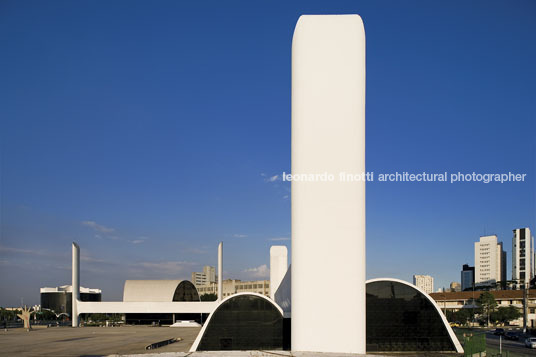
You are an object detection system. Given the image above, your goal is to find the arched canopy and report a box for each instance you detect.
[366,278,463,353]
[191,292,283,351]
[123,280,199,302]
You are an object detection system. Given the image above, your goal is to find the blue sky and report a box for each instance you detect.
[1,0,534,306]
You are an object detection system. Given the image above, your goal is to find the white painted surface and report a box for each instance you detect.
[72,242,80,327]
[189,292,283,352]
[77,301,218,314]
[123,280,194,302]
[218,242,223,301]
[367,278,464,354]
[270,246,288,300]
[291,15,366,353]
[274,264,291,318]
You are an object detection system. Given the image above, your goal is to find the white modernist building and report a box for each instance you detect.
[512,227,534,288]
[270,246,288,300]
[67,14,462,354]
[413,275,434,294]
[291,15,366,354]
[474,235,506,287]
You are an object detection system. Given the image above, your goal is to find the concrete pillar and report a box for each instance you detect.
[291,15,366,353]
[72,242,80,327]
[217,242,223,301]
[270,246,288,300]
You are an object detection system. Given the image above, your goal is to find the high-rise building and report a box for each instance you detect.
[191,265,216,286]
[512,227,534,289]
[413,275,434,294]
[461,264,475,291]
[449,282,461,292]
[474,235,506,287]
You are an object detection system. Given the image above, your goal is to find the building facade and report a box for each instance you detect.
[413,275,434,294]
[430,289,536,328]
[450,282,461,292]
[461,264,475,291]
[191,266,216,286]
[474,235,506,287]
[40,285,101,317]
[513,228,534,289]
[196,279,270,298]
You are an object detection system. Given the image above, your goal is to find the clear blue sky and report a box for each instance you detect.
[1,0,534,306]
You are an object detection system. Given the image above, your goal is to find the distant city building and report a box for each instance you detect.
[413,275,434,294]
[512,227,534,289]
[461,264,475,291]
[449,282,461,292]
[191,266,216,286]
[40,285,101,317]
[196,279,270,298]
[474,235,506,287]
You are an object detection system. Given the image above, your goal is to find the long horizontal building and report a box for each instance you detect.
[196,279,270,298]
[430,290,536,328]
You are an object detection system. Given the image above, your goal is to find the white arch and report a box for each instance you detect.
[123,280,199,302]
[366,278,464,354]
[189,292,284,352]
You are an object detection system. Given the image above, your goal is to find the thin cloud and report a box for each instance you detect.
[0,245,63,258]
[244,264,270,279]
[233,234,248,238]
[129,239,145,244]
[263,174,280,183]
[81,221,115,233]
[268,237,290,241]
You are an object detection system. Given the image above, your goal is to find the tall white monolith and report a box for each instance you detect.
[217,242,223,301]
[72,242,80,327]
[291,14,366,353]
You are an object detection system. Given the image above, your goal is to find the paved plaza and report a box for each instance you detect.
[0,325,201,356]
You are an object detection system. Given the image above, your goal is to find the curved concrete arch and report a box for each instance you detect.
[123,280,200,302]
[366,278,463,354]
[190,292,283,352]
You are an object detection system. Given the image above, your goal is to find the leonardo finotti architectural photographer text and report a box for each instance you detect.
[281,171,527,184]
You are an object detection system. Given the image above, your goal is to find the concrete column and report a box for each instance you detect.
[291,15,366,353]
[270,246,288,300]
[217,242,223,301]
[72,242,80,327]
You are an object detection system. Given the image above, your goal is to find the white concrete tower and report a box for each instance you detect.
[72,242,80,327]
[270,246,288,300]
[291,15,366,353]
[217,242,223,301]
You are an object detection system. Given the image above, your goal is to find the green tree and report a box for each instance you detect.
[455,308,472,325]
[476,292,497,326]
[200,293,217,301]
[490,306,522,326]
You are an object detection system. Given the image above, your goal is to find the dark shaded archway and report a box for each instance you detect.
[195,293,283,351]
[366,279,459,352]
[173,280,200,301]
